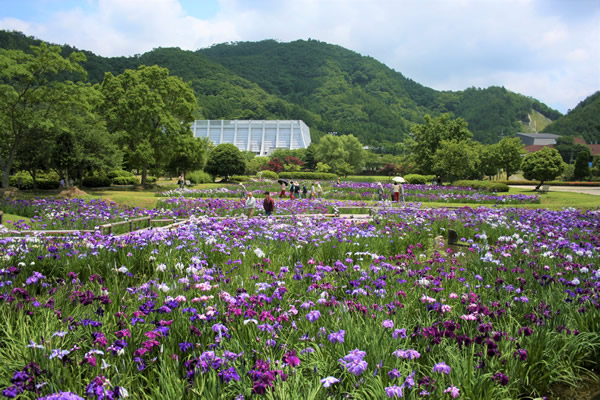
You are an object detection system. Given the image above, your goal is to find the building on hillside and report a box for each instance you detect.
[516,132,560,146]
[516,132,600,156]
[191,120,311,156]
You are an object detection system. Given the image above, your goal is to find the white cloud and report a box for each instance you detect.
[0,0,598,113]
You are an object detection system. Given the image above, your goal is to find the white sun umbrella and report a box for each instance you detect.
[392,176,406,183]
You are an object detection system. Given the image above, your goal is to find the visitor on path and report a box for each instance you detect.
[436,175,442,186]
[316,181,323,198]
[289,181,295,200]
[245,192,256,218]
[392,182,400,202]
[400,182,405,205]
[279,182,286,198]
[310,183,316,199]
[302,183,308,199]
[377,182,384,201]
[239,183,248,200]
[263,191,274,216]
[294,182,301,199]
[178,173,185,189]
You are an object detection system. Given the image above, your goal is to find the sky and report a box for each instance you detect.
[1,0,599,114]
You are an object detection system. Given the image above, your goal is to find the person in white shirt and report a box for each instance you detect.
[245,192,256,217]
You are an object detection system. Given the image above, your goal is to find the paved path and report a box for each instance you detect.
[510,185,600,196]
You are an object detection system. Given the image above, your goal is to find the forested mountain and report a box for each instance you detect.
[200,40,562,144]
[543,91,600,144]
[1,30,571,148]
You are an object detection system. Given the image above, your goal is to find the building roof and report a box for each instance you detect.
[516,132,560,139]
[524,142,600,157]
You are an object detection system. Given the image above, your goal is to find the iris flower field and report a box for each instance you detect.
[0,188,598,399]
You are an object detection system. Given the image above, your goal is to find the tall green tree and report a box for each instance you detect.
[553,136,591,164]
[204,143,246,180]
[573,150,591,180]
[407,114,472,174]
[100,65,197,185]
[495,137,525,180]
[315,134,365,174]
[0,43,87,188]
[166,136,209,176]
[591,155,600,177]
[478,144,500,179]
[521,147,565,189]
[433,140,480,182]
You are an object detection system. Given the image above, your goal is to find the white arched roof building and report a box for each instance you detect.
[191,120,311,156]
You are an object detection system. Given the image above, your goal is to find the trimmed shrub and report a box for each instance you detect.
[186,170,213,184]
[146,176,157,184]
[454,180,509,192]
[230,175,250,183]
[112,176,139,185]
[9,173,33,189]
[107,169,134,180]
[259,170,278,180]
[404,174,427,184]
[36,179,60,190]
[279,172,337,181]
[82,175,112,188]
[9,171,60,190]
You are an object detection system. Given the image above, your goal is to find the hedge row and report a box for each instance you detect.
[454,180,509,192]
[279,172,337,181]
[495,180,600,187]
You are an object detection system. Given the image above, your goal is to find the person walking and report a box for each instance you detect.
[245,192,256,218]
[310,182,316,199]
[289,181,295,200]
[316,181,323,198]
[302,183,308,199]
[400,182,405,205]
[263,191,275,216]
[392,182,400,202]
[178,173,185,189]
[239,183,248,201]
[377,182,384,201]
[279,182,286,198]
[294,181,301,199]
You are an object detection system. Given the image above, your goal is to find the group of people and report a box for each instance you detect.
[377,181,405,203]
[279,181,322,200]
[240,180,325,218]
[242,190,275,218]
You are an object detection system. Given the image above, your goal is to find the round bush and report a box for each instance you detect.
[186,171,213,184]
[107,169,135,180]
[112,176,139,185]
[82,176,112,188]
[404,174,427,184]
[259,170,278,180]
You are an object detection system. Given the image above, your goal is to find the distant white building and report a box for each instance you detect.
[191,120,311,156]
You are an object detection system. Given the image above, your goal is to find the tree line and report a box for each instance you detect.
[2,42,597,190]
[3,31,581,152]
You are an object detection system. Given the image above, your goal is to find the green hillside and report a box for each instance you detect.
[1,30,566,148]
[543,91,600,144]
[199,40,562,144]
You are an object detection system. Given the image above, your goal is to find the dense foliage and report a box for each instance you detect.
[544,91,600,144]
[1,31,570,150]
